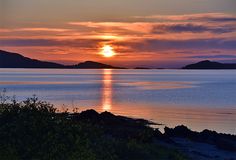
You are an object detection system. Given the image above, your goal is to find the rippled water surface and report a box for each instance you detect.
[0,69,235,134]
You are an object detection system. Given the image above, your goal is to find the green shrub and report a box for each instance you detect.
[0,95,188,160]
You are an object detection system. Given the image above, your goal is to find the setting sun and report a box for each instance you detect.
[101,45,115,58]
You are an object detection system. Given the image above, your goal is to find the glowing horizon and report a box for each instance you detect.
[1,0,236,68]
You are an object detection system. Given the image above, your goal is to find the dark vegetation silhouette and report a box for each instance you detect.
[183,60,236,69]
[0,90,235,159]
[0,92,187,160]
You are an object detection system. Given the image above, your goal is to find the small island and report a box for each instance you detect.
[182,60,236,69]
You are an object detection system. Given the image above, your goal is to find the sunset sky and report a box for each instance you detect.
[1,0,236,68]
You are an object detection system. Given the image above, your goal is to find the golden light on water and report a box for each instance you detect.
[102,69,112,111]
[101,45,116,58]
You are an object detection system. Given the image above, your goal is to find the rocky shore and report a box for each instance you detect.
[0,97,235,160]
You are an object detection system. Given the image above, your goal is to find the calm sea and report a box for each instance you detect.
[0,69,235,134]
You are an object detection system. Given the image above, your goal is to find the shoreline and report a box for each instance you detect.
[0,97,235,159]
[66,109,236,159]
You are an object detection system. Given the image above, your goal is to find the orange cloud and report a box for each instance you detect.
[1,13,236,67]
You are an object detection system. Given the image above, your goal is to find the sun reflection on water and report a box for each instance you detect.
[102,69,112,111]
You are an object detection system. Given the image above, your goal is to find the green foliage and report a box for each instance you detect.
[0,95,188,160]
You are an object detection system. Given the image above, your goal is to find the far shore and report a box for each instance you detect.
[1,49,236,70]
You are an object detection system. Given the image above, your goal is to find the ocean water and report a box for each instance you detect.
[0,69,236,134]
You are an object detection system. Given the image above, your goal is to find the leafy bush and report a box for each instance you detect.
[0,94,187,160]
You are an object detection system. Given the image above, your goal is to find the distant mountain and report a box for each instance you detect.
[0,50,123,69]
[182,60,236,69]
[134,67,151,69]
[71,61,124,69]
[0,50,64,68]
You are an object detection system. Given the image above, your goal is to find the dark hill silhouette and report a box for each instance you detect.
[182,60,236,69]
[0,50,64,68]
[134,67,151,69]
[0,50,122,69]
[70,61,124,69]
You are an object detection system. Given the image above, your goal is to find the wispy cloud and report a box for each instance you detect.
[112,38,236,52]
[133,13,236,22]
[1,12,236,67]
[0,38,107,48]
[152,23,235,34]
[0,28,72,33]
